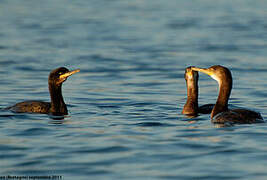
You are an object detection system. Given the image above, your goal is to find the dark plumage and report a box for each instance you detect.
[182,67,214,116]
[192,65,263,125]
[7,67,80,115]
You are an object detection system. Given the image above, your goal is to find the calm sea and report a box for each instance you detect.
[0,0,267,179]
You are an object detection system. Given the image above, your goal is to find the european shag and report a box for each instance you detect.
[192,65,263,125]
[182,66,214,116]
[7,67,80,115]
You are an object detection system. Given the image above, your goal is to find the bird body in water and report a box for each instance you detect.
[182,66,214,116]
[191,65,264,125]
[7,67,80,115]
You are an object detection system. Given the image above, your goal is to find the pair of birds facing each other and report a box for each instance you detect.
[6,67,80,116]
[4,64,264,125]
[182,65,264,125]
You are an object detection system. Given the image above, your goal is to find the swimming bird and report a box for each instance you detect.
[191,65,263,125]
[7,67,80,115]
[182,66,214,116]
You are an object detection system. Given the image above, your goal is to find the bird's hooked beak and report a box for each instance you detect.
[191,67,214,76]
[59,69,80,80]
[58,69,80,85]
[186,68,194,78]
[185,67,197,80]
[191,66,222,84]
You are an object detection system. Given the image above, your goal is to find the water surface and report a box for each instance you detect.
[0,0,267,179]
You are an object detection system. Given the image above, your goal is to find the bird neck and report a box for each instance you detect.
[182,80,198,115]
[211,80,232,119]
[49,83,67,115]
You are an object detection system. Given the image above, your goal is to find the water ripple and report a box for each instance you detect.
[0,0,267,179]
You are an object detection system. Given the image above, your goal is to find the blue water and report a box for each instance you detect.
[1,0,267,179]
